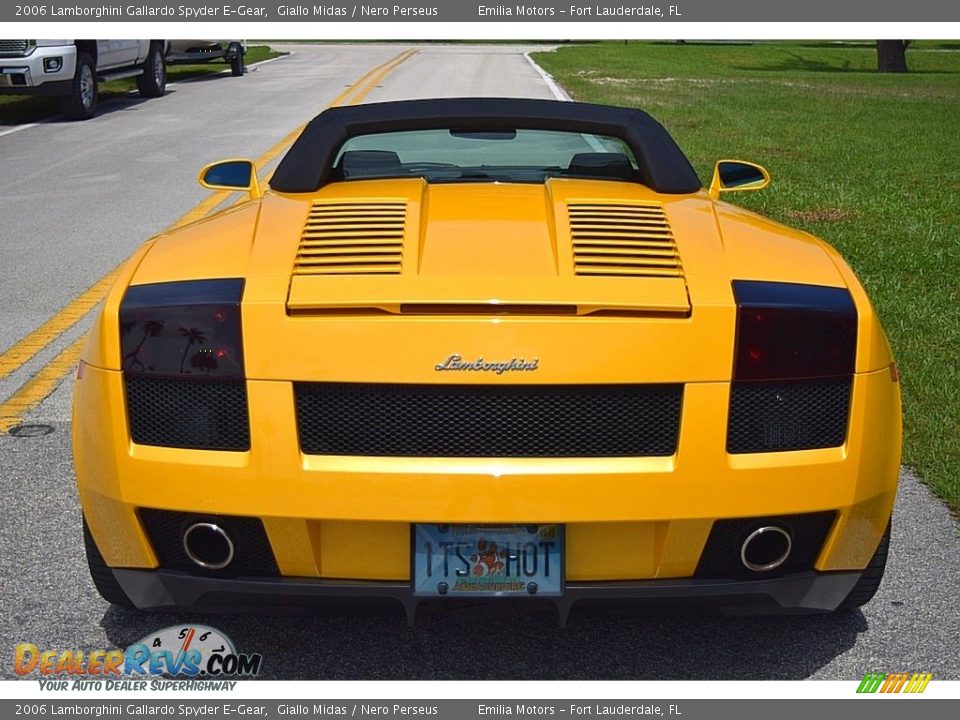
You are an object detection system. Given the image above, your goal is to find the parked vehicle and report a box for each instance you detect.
[166,41,246,77]
[0,40,167,120]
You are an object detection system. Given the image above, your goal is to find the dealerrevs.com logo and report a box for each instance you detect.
[15,625,262,690]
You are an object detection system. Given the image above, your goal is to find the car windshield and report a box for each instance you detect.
[333,128,640,184]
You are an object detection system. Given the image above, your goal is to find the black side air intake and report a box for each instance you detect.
[727,377,852,453]
[125,376,250,451]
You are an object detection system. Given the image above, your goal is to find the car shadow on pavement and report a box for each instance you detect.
[74,92,176,120]
[1,83,230,127]
[99,599,868,680]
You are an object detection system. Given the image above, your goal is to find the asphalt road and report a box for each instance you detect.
[1,44,959,681]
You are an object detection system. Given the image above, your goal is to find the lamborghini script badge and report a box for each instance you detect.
[435,354,539,374]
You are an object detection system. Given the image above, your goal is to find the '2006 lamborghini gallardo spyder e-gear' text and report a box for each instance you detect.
[73,98,901,623]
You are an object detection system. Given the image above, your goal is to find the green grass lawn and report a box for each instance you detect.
[535,41,960,511]
[0,45,284,126]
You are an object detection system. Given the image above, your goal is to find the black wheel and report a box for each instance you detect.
[839,521,890,610]
[137,42,166,98]
[60,52,97,120]
[229,42,245,76]
[83,518,134,608]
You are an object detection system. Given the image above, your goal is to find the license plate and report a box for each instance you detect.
[412,524,563,597]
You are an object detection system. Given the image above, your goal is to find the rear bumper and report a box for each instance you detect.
[113,568,862,625]
[74,363,902,580]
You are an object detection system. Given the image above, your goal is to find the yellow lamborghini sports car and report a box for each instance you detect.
[73,98,901,623]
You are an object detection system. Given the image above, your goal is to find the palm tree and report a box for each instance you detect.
[190,348,219,374]
[122,320,165,372]
[178,327,207,374]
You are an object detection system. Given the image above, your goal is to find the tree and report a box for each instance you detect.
[177,327,207,373]
[876,41,910,73]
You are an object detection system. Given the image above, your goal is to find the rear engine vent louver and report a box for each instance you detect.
[294,201,406,276]
[569,202,683,278]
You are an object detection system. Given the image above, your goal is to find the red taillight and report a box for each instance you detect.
[733,281,857,381]
[119,279,245,379]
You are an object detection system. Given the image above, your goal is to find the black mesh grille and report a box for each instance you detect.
[727,377,851,454]
[139,509,279,577]
[125,376,250,451]
[295,383,683,457]
[695,511,837,580]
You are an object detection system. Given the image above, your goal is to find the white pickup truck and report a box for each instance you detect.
[0,40,167,120]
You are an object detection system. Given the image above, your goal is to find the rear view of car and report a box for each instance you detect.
[72,98,901,623]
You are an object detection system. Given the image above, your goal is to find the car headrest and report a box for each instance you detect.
[567,152,635,181]
[339,150,403,179]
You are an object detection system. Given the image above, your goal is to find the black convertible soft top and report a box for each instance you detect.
[269,98,702,194]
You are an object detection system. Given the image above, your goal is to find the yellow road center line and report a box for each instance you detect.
[0,336,86,433]
[0,48,416,432]
[170,49,417,227]
[0,268,121,381]
[248,49,416,190]
[338,49,417,106]
[0,48,413,376]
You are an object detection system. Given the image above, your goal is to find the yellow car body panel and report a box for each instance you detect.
[73,99,902,614]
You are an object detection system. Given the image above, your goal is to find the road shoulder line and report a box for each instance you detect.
[524,51,573,102]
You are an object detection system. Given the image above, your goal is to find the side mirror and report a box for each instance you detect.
[709,160,771,200]
[198,159,261,199]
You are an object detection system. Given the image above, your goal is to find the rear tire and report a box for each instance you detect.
[229,42,245,76]
[83,518,134,608]
[137,42,167,98]
[839,522,890,610]
[60,52,97,120]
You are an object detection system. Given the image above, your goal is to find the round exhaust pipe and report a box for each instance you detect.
[183,523,235,570]
[740,526,792,572]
